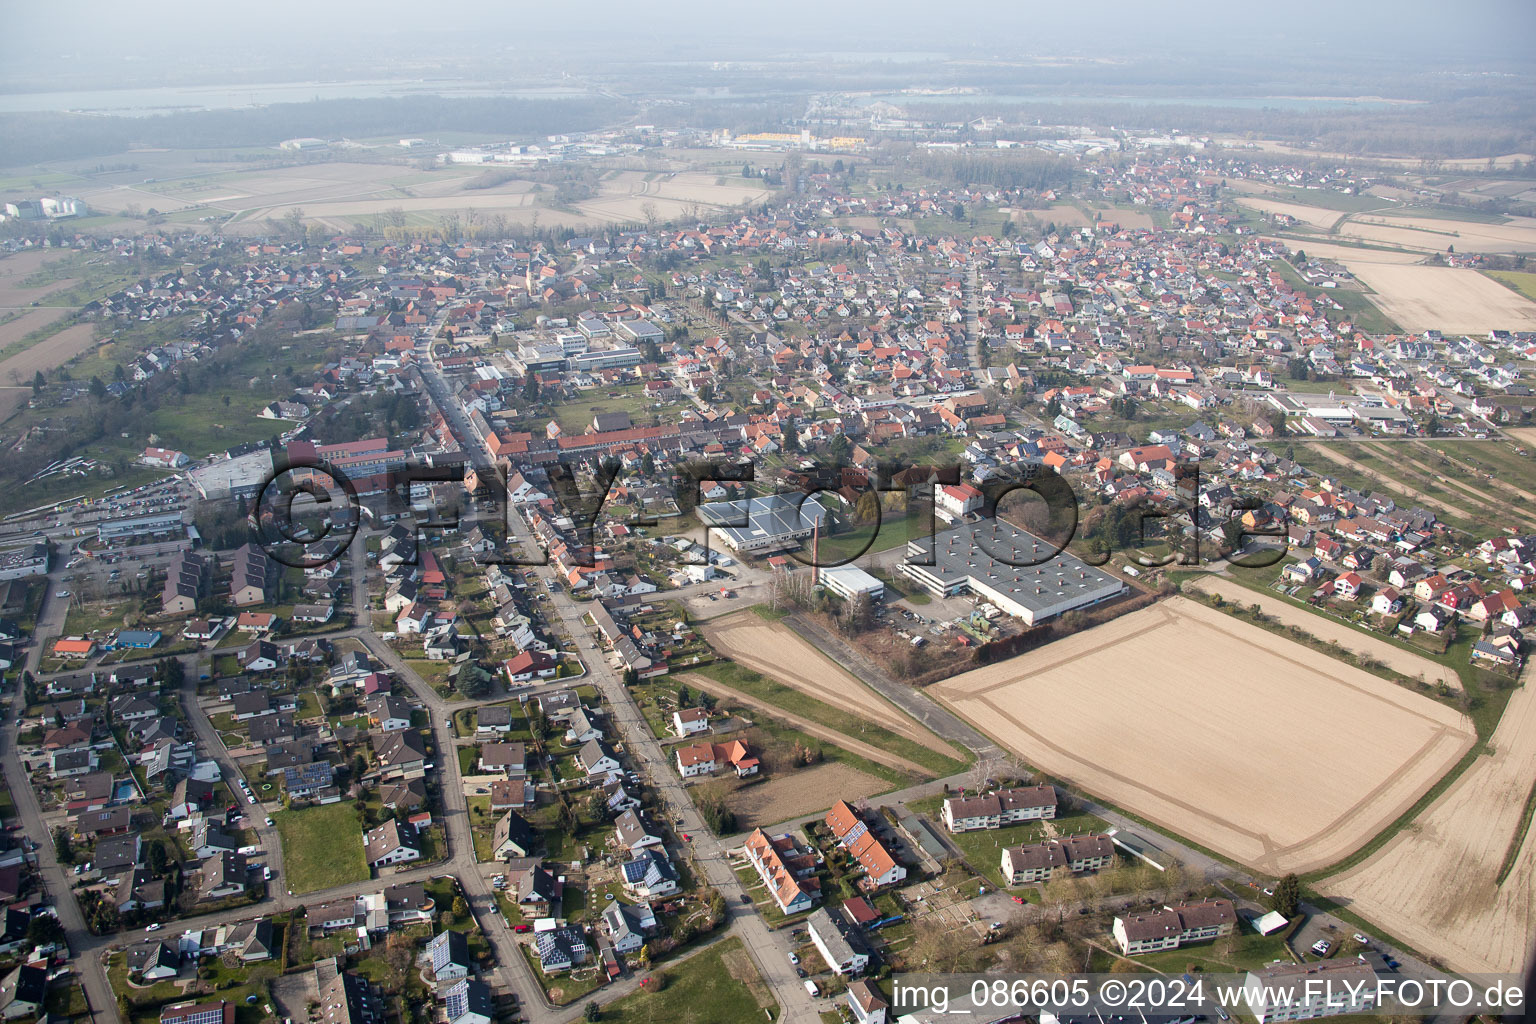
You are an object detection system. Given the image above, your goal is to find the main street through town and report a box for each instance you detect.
[414,325,826,1024]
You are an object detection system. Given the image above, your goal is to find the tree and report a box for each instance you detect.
[452,895,469,919]
[524,373,541,403]
[1270,873,1302,917]
[54,827,74,866]
[31,371,43,395]
[28,915,64,948]
[584,1003,602,1023]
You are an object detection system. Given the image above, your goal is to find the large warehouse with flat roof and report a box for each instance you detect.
[697,494,828,554]
[900,518,1125,625]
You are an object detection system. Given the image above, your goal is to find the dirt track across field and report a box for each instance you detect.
[701,610,956,758]
[930,597,1475,875]
[676,671,930,777]
[1184,576,1461,689]
[1323,661,1536,975]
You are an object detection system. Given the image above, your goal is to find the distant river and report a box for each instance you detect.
[863,92,1405,110]
[0,79,595,116]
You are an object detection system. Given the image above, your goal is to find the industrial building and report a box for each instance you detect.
[818,564,884,602]
[900,518,1125,625]
[697,493,827,554]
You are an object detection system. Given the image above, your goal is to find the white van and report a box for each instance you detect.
[803,979,819,997]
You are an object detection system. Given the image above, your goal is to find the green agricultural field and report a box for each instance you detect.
[272,803,369,893]
[1484,269,1536,302]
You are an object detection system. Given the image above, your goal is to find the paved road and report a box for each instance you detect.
[414,343,826,1023]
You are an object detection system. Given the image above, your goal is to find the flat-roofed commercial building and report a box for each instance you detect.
[698,494,827,554]
[97,510,186,541]
[900,518,1125,625]
[819,564,884,602]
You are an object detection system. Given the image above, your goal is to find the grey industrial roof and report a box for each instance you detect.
[697,493,827,546]
[906,518,1123,616]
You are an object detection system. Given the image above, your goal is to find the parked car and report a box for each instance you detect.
[264,817,274,827]
[1352,933,1370,946]
[788,952,799,965]
[1311,939,1332,956]
[145,923,162,931]
[513,924,531,933]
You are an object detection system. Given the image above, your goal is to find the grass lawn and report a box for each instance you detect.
[61,599,132,638]
[547,384,660,436]
[1130,926,1296,975]
[600,938,776,1024]
[272,802,369,893]
[816,506,934,563]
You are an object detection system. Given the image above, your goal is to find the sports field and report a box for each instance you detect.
[930,598,1475,874]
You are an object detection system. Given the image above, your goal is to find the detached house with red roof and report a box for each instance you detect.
[675,740,759,779]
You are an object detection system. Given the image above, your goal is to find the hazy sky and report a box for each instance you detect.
[6,0,1535,81]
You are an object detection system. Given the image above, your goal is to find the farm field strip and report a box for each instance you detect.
[1236,197,1351,229]
[1303,443,1483,526]
[1406,440,1536,506]
[0,324,100,387]
[1184,575,1461,689]
[1352,441,1536,530]
[0,249,83,306]
[1322,661,1536,974]
[1258,237,1425,264]
[1329,260,1536,332]
[700,610,957,758]
[930,598,1475,875]
[1340,211,1536,254]
[675,671,930,777]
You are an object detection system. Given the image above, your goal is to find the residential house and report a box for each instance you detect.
[846,979,890,1024]
[1112,899,1238,955]
[1000,834,1115,885]
[492,810,538,860]
[941,785,1057,832]
[744,828,821,914]
[808,906,870,977]
[534,927,588,974]
[671,708,710,737]
[621,848,679,900]
[426,930,471,983]
[614,810,664,853]
[198,851,248,901]
[478,741,526,775]
[364,820,420,867]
